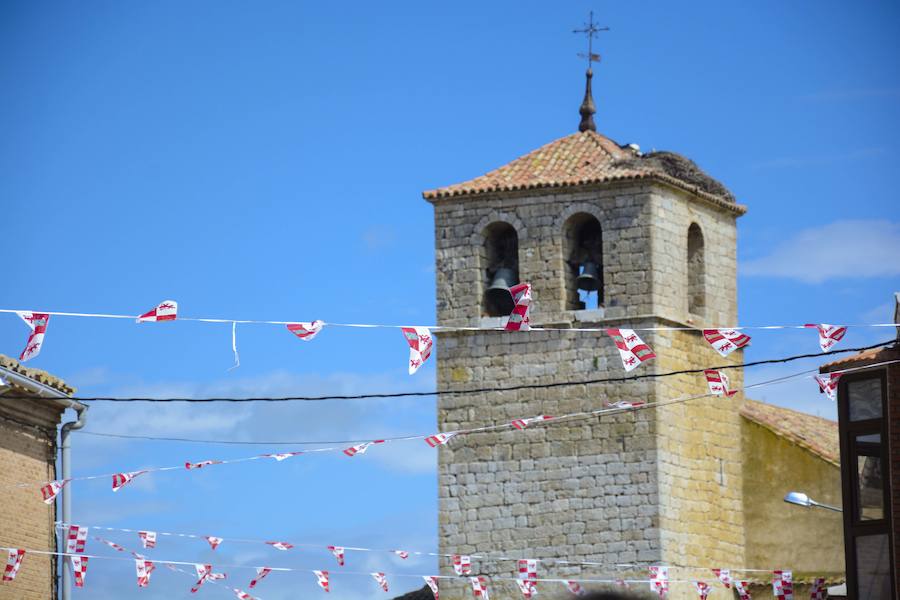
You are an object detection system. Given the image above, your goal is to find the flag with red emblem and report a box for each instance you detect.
[773,570,793,600]
[695,581,710,600]
[511,415,553,430]
[371,572,389,592]
[112,470,148,492]
[515,579,537,598]
[705,370,738,397]
[566,581,587,596]
[809,578,826,600]
[191,564,225,593]
[3,549,25,582]
[314,570,329,592]
[16,312,50,362]
[703,329,751,356]
[135,559,154,587]
[453,555,472,576]
[327,546,345,566]
[40,479,68,504]
[608,400,645,409]
[248,567,272,589]
[66,525,88,554]
[423,576,439,599]
[186,460,222,470]
[261,452,302,461]
[712,568,732,588]
[393,550,409,559]
[71,555,89,588]
[734,580,751,600]
[286,321,324,341]
[98,537,125,552]
[137,300,177,323]
[402,327,433,375]
[650,566,668,598]
[815,373,841,401]
[470,576,490,599]
[266,541,293,551]
[606,328,656,371]
[234,590,256,600]
[138,531,157,549]
[805,324,847,352]
[425,432,457,448]
[343,440,385,457]
[205,536,223,551]
[505,283,532,332]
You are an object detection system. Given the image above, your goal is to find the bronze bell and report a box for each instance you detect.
[484,267,517,316]
[576,261,601,292]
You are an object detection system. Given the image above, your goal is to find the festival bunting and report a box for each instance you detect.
[393,550,409,560]
[649,566,668,598]
[343,440,385,457]
[712,568,732,588]
[695,581,710,600]
[734,580,751,600]
[806,324,847,352]
[187,460,222,470]
[705,370,737,397]
[470,576,490,599]
[371,572,389,592]
[606,328,655,371]
[516,579,537,598]
[327,546,345,566]
[566,581,586,596]
[138,531,157,549]
[41,480,67,504]
[402,327,433,375]
[703,329,751,357]
[453,555,472,576]
[517,558,538,598]
[815,373,840,401]
[71,555,89,587]
[505,283,532,332]
[286,321,324,341]
[16,312,50,362]
[234,590,256,600]
[191,564,225,593]
[112,471,148,492]
[66,525,88,554]
[135,559,154,587]
[262,452,302,461]
[205,536,223,551]
[423,576,439,599]
[425,432,457,448]
[3,549,25,582]
[136,301,177,323]
[266,541,293,551]
[248,567,272,589]
[772,570,793,600]
[314,570,329,592]
[809,578,826,600]
[511,416,553,430]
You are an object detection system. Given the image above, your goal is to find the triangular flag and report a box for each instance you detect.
[401,327,433,374]
[423,576,439,599]
[135,559,154,587]
[205,536,223,550]
[327,546,345,566]
[815,373,841,401]
[40,479,68,504]
[606,328,655,371]
[649,566,668,598]
[772,570,793,600]
[248,567,272,589]
[16,312,50,362]
[71,555,89,588]
[136,300,178,323]
[712,568,732,588]
[286,321,324,341]
[65,525,88,554]
[452,555,471,576]
[112,470,148,492]
[138,531,157,549]
[505,283,532,331]
[3,549,25,582]
[425,432,457,448]
[314,570,329,592]
[704,370,738,397]
[343,440,385,457]
[470,576,490,599]
[371,572,389,592]
[805,323,847,352]
[565,581,587,596]
[702,329,751,356]
[511,415,553,430]
[266,541,293,551]
[695,581,710,600]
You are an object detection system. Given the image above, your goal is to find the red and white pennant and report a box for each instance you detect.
[136,300,178,323]
[470,576,490,599]
[423,576,439,599]
[505,283,532,332]
[41,479,68,504]
[511,415,553,430]
[607,328,655,371]
[343,440,385,457]
[66,525,88,554]
[327,546,345,566]
[806,323,847,352]
[314,570,329,592]
[712,568,732,588]
[248,567,272,589]
[138,530,157,549]
[371,571,389,593]
[772,570,793,600]
[16,312,50,362]
[649,566,668,598]
[402,327,433,375]
[135,558,154,587]
[3,549,25,582]
[703,329,751,357]
[815,373,841,401]
[453,555,472,576]
[286,320,324,341]
[695,581,710,600]
[112,470,148,492]
[705,369,737,397]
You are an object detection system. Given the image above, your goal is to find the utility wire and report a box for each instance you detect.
[1,339,892,403]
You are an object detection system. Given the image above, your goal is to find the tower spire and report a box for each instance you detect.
[573,11,608,133]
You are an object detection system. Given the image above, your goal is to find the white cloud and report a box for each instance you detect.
[741,220,900,283]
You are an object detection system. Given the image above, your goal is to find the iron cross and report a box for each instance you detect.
[573,11,609,68]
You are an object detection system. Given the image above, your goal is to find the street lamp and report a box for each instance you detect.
[783,491,842,512]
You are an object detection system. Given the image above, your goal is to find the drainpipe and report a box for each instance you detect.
[0,366,87,600]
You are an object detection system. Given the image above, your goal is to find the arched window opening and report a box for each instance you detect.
[564,213,603,310]
[481,222,520,317]
[687,223,706,317]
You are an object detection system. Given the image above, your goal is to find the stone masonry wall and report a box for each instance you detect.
[429,181,743,599]
[0,398,63,600]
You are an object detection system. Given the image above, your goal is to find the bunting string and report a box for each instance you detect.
[5,359,894,495]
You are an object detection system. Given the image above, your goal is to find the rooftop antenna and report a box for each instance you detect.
[572,11,609,132]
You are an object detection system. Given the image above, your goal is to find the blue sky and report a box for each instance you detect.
[1,1,899,598]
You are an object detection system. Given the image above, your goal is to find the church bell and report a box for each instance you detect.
[575,261,601,292]
[484,267,517,316]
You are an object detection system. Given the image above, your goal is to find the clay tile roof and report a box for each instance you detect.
[819,345,900,372]
[422,130,746,214]
[740,399,839,466]
[0,354,75,396]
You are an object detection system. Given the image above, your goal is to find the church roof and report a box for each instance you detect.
[423,130,746,214]
[740,399,839,466]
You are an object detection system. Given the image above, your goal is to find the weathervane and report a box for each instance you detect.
[572,11,608,132]
[573,11,608,69]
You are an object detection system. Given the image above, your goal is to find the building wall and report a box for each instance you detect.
[741,417,845,577]
[888,361,900,591]
[0,398,63,600]
[430,182,743,599]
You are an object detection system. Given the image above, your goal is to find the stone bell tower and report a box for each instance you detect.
[422,63,748,598]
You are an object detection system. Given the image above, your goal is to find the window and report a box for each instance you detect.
[563,213,603,310]
[481,222,519,317]
[838,370,895,599]
[687,223,705,316]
